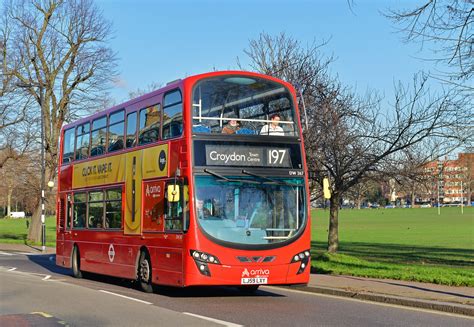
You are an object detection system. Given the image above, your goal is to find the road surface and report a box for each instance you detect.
[0,251,472,326]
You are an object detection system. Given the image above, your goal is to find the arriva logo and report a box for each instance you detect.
[242,268,270,277]
[145,184,161,198]
[250,268,270,276]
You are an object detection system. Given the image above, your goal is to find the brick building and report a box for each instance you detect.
[422,152,473,205]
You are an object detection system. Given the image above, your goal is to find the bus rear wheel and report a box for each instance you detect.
[72,246,82,279]
[138,251,153,293]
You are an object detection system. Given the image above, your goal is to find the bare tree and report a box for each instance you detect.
[381,146,436,206]
[0,148,40,217]
[387,1,473,92]
[1,0,117,242]
[243,32,469,253]
[128,82,163,100]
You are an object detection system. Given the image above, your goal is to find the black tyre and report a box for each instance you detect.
[138,251,153,293]
[72,246,82,279]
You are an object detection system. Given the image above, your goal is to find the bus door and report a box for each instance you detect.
[57,193,73,266]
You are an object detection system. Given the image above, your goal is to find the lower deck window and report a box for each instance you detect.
[71,187,122,230]
[73,193,86,228]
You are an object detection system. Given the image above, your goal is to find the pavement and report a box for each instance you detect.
[1,243,473,317]
[302,273,474,317]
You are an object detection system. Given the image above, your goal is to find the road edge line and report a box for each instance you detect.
[276,285,474,317]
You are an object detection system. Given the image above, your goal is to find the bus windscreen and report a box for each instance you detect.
[192,75,298,136]
[194,175,306,246]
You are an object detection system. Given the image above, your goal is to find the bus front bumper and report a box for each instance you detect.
[185,260,310,287]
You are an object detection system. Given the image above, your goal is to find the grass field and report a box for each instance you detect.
[1,207,473,286]
[311,207,474,286]
[0,216,56,247]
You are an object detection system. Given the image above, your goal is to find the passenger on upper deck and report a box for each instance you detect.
[222,114,241,134]
[260,114,284,136]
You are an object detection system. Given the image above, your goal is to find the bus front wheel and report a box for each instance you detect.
[138,251,153,293]
[72,246,82,279]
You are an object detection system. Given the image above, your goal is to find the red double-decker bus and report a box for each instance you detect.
[56,71,310,292]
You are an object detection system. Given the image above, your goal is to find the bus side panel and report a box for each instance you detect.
[71,237,138,280]
[106,239,139,279]
[144,234,183,286]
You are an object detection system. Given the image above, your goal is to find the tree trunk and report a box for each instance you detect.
[28,204,42,243]
[327,193,340,253]
[7,187,13,217]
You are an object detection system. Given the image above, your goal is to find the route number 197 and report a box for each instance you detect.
[268,149,287,165]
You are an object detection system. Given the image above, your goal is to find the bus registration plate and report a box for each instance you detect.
[241,277,267,285]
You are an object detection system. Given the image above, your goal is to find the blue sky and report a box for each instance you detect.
[97,0,436,104]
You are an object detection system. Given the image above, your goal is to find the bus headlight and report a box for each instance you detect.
[190,250,221,277]
[291,249,311,274]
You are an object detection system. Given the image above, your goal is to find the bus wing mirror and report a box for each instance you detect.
[167,185,180,202]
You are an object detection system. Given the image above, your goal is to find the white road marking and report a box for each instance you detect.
[0,251,14,256]
[264,286,474,320]
[42,275,51,281]
[99,290,152,305]
[7,267,17,271]
[31,312,53,318]
[183,312,243,327]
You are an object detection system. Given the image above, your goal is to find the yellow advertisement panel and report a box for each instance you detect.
[72,155,126,189]
[142,145,169,179]
[124,144,168,234]
[72,144,169,235]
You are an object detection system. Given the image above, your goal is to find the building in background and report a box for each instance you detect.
[422,152,473,205]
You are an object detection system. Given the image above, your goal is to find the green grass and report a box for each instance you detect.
[1,208,473,286]
[311,207,474,286]
[0,216,56,247]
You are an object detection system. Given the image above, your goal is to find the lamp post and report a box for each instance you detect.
[38,90,46,252]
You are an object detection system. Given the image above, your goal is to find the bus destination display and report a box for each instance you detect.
[205,144,291,168]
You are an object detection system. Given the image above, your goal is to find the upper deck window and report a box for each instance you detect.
[108,110,125,152]
[91,116,107,157]
[162,89,183,139]
[62,128,75,163]
[75,122,90,160]
[139,104,161,145]
[126,112,137,148]
[192,75,298,136]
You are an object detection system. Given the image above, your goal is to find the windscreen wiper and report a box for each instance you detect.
[204,169,230,181]
[203,169,259,184]
[241,170,300,187]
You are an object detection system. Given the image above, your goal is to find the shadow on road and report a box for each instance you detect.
[26,254,284,298]
[153,285,285,298]
[27,254,70,276]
